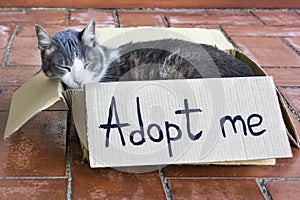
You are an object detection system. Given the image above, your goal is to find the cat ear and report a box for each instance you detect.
[35,25,55,51]
[81,18,97,47]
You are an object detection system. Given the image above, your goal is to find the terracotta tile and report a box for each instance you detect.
[0,9,24,14]
[17,25,35,37]
[19,24,115,38]
[0,67,39,86]
[118,11,167,27]
[71,131,165,199]
[163,10,206,15]
[263,68,300,87]
[170,179,264,200]
[222,25,300,37]
[8,37,41,66]
[0,86,17,111]
[206,10,250,16]
[170,24,218,29]
[19,24,84,37]
[0,24,14,49]
[166,14,261,26]
[0,111,67,176]
[164,147,300,178]
[0,179,67,200]
[0,1,298,9]
[0,49,5,65]
[0,10,68,25]
[266,180,300,200]
[232,37,300,67]
[285,38,300,52]
[253,11,300,26]
[47,101,68,111]
[279,87,300,113]
[70,10,115,25]
[116,9,207,16]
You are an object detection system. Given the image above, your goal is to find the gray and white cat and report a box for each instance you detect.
[35,19,254,89]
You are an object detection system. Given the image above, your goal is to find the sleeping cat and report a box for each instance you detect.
[35,19,254,89]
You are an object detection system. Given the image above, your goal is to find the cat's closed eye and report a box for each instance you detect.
[56,64,71,72]
[84,59,96,70]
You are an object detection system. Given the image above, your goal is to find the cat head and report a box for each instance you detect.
[35,19,106,89]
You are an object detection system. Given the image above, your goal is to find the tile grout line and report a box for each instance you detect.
[0,176,68,180]
[167,177,258,180]
[165,177,300,181]
[218,25,240,50]
[114,9,121,28]
[203,9,209,15]
[256,178,273,200]
[219,36,299,39]
[65,111,73,200]
[22,7,26,14]
[277,87,300,121]
[279,85,300,89]
[159,169,173,200]
[2,24,20,67]
[67,8,71,25]
[163,14,171,27]
[249,10,266,26]
[265,177,300,181]
[10,7,300,12]
[260,66,300,68]
[280,37,300,57]
[294,10,300,17]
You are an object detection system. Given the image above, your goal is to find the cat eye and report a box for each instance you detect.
[84,62,90,69]
[56,64,71,72]
[84,59,95,70]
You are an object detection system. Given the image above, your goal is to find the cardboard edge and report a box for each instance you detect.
[62,89,88,149]
[4,72,64,140]
[276,89,300,147]
[186,159,276,166]
[231,50,299,148]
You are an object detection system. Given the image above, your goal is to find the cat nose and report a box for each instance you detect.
[74,80,83,87]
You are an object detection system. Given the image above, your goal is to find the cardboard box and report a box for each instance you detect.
[4,28,299,167]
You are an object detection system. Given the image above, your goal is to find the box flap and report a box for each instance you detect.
[276,90,300,147]
[4,71,64,139]
[63,89,88,149]
[96,28,234,50]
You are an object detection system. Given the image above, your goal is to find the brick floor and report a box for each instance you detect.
[0,8,299,200]
[170,179,265,199]
[265,180,300,199]
[118,10,168,27]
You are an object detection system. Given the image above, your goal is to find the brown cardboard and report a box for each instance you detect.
[4,71,64,139]
[4,28,299,167]
[85,77,292,168]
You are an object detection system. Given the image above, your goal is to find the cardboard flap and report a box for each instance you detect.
[96,28,234,50]
[63,89,88,148]
[276,89,300,147]
[4,71,63,140]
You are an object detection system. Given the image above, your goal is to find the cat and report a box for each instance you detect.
[35,19,255,162]
[35,19,254,89]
